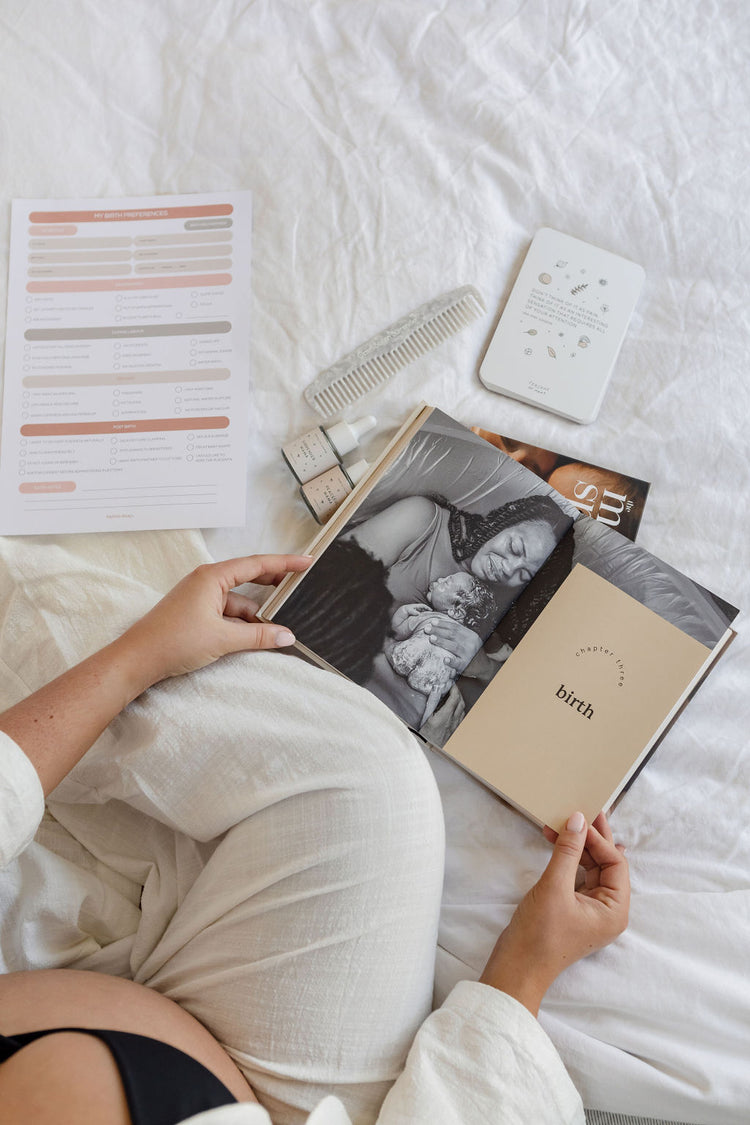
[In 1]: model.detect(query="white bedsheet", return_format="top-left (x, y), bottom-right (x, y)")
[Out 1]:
top-left (1, 2), bottom-right (748, 1122)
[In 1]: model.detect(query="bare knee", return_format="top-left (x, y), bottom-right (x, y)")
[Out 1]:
top-left (0, 1032), bottom-right (131, 1125)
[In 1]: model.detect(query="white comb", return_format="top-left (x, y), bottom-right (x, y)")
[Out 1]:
top-left (304, 285), bottom-right (486, 418)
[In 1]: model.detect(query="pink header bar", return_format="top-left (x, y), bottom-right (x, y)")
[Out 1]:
top-left (21, 417), bottom-right (229, 437)
top-left (28, 225), bottom-right (78, 235)
top-left (28, 204), bottom-right (233, 223)
top-left (19, 481), bottom-right (76, 493)
top-left (27, 273), bottom-right (232, 294)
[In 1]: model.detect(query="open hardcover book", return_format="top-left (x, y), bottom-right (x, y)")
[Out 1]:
top-left (261, 405), bottom-right (738, 832)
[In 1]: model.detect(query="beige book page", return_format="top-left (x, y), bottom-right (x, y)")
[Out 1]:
top-left (444, 564), bottom-right (713, 832)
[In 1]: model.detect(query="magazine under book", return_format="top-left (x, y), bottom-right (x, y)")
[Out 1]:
top-left (470, 426), bottom-right (650, 541)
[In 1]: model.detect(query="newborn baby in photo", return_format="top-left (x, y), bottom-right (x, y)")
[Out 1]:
top-left (385, 571), bottom-right (498, 705)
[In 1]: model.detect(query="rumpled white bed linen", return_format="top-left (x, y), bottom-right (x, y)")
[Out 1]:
top-left (1, 2), bottom-right (749, 1122)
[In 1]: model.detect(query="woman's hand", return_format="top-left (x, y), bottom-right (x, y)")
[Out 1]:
top-left (121, 554), bottom-right (313, 685)
top-left (1, 554), bottom-right (313, 795)
top-left (480, 812), bottom-right (629, 1016)
top-left (421, 617), bottom-right (483, 671)
top-left (390, 602), bottom-right (430, 637)
top-left (419, 685), bottom-right (466, 745)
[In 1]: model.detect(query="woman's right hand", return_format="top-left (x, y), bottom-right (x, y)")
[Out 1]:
top-left (421, 617), bottom-right (483, 671)
top-left (480, 812), bottom-right (629, 1016)
top-left (120, 554), bottom-right (313, 687)
top-left (390, 602), bottom-right (430, 636)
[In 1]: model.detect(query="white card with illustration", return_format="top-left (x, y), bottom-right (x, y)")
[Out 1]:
top-left (480, 227), bottom-right (645, 422)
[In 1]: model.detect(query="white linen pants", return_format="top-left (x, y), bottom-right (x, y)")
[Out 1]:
top-left (0, 532), bottom-right (446, 1125)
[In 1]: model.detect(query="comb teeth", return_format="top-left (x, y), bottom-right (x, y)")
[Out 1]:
top-left (304, 285), bottom-right (486, 418)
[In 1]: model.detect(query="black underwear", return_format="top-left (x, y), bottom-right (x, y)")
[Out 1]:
top-left (0, 1027), bottom-right (238, 1125)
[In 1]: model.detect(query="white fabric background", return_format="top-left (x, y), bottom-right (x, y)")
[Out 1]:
top-left (0, 2), bottom-right (749, 1122)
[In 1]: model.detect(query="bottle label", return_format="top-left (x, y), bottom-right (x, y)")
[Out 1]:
top-left (301, 465), bottom-right (351, 523)
top-left (282, 428), bottom-right (338, 483)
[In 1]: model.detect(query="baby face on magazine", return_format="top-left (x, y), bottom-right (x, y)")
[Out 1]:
top-left (426, 571), bottom-right (481, 617)
top-left (393, 572), bottom-right (497, 636)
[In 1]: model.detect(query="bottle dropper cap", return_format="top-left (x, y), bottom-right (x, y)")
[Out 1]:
top-left (344, 458), bottom-right (370, 486)
top-left (325, 415), bottom-right (377, 457)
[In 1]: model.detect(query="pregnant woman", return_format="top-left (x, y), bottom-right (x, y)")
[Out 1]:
top-left (0, 552), bottom-right (629, 1125)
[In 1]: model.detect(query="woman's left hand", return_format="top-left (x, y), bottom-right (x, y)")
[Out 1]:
top-left (421, 617), bottom-right (483, 671)
top-left (122, 554), bottom-right (313, 684)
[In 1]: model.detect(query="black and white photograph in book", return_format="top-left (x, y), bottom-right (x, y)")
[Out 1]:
top-left (275, 410), bottom-right (578, 744)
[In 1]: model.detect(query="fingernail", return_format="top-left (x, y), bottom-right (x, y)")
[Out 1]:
top-left (567, 811), bottom-right (585, 833)
top-left (275, 631), bottom-right (296, 647)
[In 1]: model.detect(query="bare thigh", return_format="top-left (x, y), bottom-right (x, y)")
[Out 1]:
top-left (0, 969), bottom-right (256, 1107)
